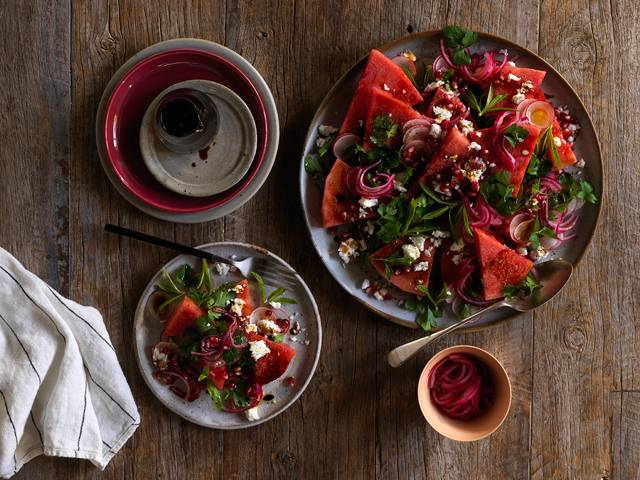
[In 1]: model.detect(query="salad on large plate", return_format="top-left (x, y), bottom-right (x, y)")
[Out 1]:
top-left (305, 27), bottom-right (598, 331)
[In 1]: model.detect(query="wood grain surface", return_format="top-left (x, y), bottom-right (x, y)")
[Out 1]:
top-left (0, 0), bottom-right (635, 478)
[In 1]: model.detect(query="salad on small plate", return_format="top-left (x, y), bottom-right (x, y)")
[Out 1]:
top-left (301, 27), bottom-right (601, 331)
top-left (134, 243), bottom-right (321, 429)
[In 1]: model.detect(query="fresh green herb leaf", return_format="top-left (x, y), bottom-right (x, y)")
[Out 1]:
top-left (503, 273), bottom-right (540, 298)
top-left (206, 383), bottom-right (223, 410)
top-left (198, 365), bottom-right (210, 382)
top-left (370, 116), bottom-right (399, 147)
top-left (452, 47), bottom-right (471, 65)
top-left (416, 306), bottom-right (439, 332)
top-left (443, 26), bottom-right (477, 50)
top-left (197, 259), bottom-right (212, 290)
top-left (272, 334), bottom-right (285, 343)
top-left (465, 83), bottom-right (509, 117)
top-left (503, 124), bottom-right (529, 148)
top-left (459, 303), bottom-right (472, 319)
top-left (304, 154), bottom-right (323, 175)
top-left (158, 268), bottom-right (184, 295)
top-left (158, 293), bottom-right (183, 312)
top-left (420, 183), bottom-right (461, 206)
top-left (251, 272), bottom-right (266, 304)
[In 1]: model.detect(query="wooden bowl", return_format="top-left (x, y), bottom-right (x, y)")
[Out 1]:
top-left (417, 345), bottom-right (512, 441)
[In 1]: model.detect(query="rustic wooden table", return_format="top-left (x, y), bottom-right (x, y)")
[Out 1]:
top-left (1, 0), bottom-right (636, 478)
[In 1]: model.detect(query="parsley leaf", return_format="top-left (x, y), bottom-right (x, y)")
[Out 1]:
top-left (442, 26), bottom-right (478, 65)
top-left (479, 172), bottom-right (522, 216)
top-left (304, 154), bottom-right (323, 175)
top-left (206, 384), bottom-right (223, 410)
top-left (503, 124), bottom-right (529, 148)
top-left (503, 273), bottom-right (540, 298)
top-left (370, 116), bottom-right (399, 147)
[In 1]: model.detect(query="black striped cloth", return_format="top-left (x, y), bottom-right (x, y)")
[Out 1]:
top-left (0, 247), bottom-right (139, 478)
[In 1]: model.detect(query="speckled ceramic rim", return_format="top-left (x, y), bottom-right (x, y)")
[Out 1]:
top-left (299, 30), bottom-right (603, 332)
top-left (132, 242), bottom-right (323, 429)
top-left (96, 38), bottom-right (280, 223)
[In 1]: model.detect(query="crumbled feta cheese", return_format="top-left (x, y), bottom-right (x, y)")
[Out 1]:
top-left (529, 246), bottom-right (548, 260)
top-left (244, 323), bottom-right (258, 333)
top-left (429, 123), bottom-right (442, 138)
top-left (359, 197), bottom-right (379, 209)
top-left (507, 73), bottom-right (521, 82)
top-left (414, 261), bottom-right (430, 272)
top-left (315, 137), bottom-right (327, 148)
top-left (517, 247), bottom-right (528, 255)
top-left (383, 83), bottom-right (390, 91)
top-left (402, 244), bottom-right (420, 261)
top-left (451, 253), bottom-right (463, 265)
top-left (410, 235), bottom-right (426, 252)
top-left (432, 229), bottom-right (451, 239)
top-left (576, 158), bottom-right (585, 168)
top-left (231, 283), bottom-right (244, 293)
top-left (229, 298), bottom-right (245, 316)
top-left (268, 301), bottom-right (282, 309)
top-left (338, 238), bottom-right (360, 264)
top-left (245, 407), bottom-right (260, 421)
top-left (393, 179), bottom-right (407, 193)
top-left (567, 135), bottom-right (574, 143)
top-left (249, 340), bottom-right (270, 361)
top-left (433, 105), bottom-right (453, 123)
top-left (512, 92), bottom-right (526, 105)
top-left (459, 118), bottom-right (475, 136)
top-left (152, 348), bottom-right (169, 370)
top-left (521, 80), bottom-right (534, 91)
top-left (373, 287), bottom-right (388, 301)
top-left (425, 80), bottom-right (444, 91)
top-left (553, 136), bottom-right (562, 147)
top-left (214, 262), bottom-right (231, 275)
top-left (507, 60), bottom-right (516, 67)
top-left (257, 319), bottom-right (281, 335)
top-left (522, 149), bottom-right (530, 155)
top-left (363, 221), bottom-right (375, 236)
top-left (450, 239), bottom-right (465, 252)
top-left (361, 278), bottom-right (371, 291)
top-left (318, 125), bottom-right (337, 136)
top-left (468, 141), bottom-right (482, 151)
top-left (476, 131), bottom-right (483, 138)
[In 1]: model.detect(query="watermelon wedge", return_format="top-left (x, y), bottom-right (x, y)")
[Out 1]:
top-left (247, 334), bottom-right (296, 385)
top-left (426, 87), bottom-right (467, 121)
top-left (370, 238), bottom-right (436, 295)
top-left (417, 126), bottom-right (470, 183)
top-left (233, 279), bottom-right (253, 316)
top-left (505, 123), bottom-right (542, 195)
top-left (546, 118), bottom-right (577, 170)
top-left (162, 296), bottom-right (206, 337)
top-left (362, 88), bottom-right (422, 149)
top-left (493, 64), bottom-right (546, 108)
top-left (340, 49), bottom-right (422, 134)
top-left (473, 227), bottom-right (533, 300)
top-left (321, 159), bottom-right (360, 227)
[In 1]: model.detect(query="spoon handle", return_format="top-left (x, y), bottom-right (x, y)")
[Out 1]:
top-left (387, 301), bottom-right (507, 368)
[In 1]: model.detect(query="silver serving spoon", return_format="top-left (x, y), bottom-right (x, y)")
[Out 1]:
top-left (387, 259), bottom-right (573, 368)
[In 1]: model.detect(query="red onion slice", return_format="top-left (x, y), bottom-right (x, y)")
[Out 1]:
top-left (391, 55), bottom-right (417, 75)
top-left (403, 126), bottom-right (431, 144)
top-left (346, 161), bottom-right (395, 198)
top-left (332, 133), bottom-right (360, 159)
top-left (403, 118), bottom-right (434, 132)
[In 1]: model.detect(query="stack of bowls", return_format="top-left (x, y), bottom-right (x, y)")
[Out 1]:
top-left (96, 39), bottom-right (279, 223)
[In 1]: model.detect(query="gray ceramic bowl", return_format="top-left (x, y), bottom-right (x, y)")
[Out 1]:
top-left (299, 31), bottom-right (603, 330)
top-left (133, 242), bottom-right (322, 429)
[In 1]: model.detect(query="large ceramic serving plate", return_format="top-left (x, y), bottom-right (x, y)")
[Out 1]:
top-left (134, 242), bottom-right (322, 429)
top-left (299, 31), bottom-right (603, 330)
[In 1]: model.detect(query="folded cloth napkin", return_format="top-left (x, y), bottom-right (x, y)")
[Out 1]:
top-left (0, 247), bottom-right (139, 478)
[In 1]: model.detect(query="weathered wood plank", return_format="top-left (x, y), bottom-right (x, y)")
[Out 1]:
top-left (0, 0), bottom-right (70, 291)
top-left (532, 0), bottom-right (620, 478)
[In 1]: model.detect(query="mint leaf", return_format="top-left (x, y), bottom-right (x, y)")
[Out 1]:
top-left (503, 124), bottom-right (529, 148)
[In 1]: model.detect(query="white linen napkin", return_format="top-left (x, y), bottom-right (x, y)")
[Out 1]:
top-left (0, 247), bottom-right (139, 478)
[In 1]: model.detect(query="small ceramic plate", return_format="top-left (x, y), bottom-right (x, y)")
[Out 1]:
top-left (299, 31), bottom-right (602, 330)
top-left (133, 242), bottom-right (322, 429)
top-left (95, 39), bottom-right (280, 222)
top-left (140, 80), bottom-right (258, 197)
